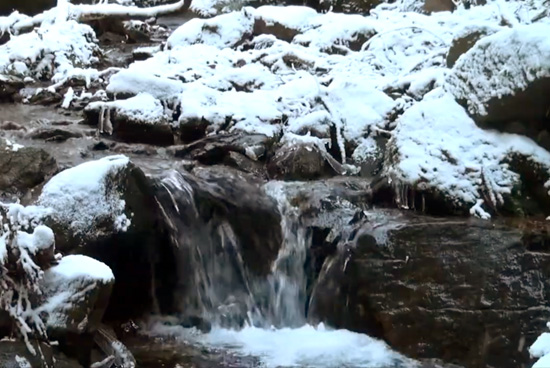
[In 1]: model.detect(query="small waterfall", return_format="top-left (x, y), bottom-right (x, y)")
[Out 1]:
top-left (149, 170), bottom-right (414, 368)
top-left (153, 169), bottom-right (312, 329)
top-left (252, 181), bottom-right (310, 328)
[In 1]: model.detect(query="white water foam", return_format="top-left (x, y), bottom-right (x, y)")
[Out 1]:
top-left (149, 321), bottom-right (413, 368)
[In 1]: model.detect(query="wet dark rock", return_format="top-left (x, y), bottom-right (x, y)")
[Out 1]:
top-left (267, 140), bottom-right (343, 180)
top-left (172, 133), bottom-right (274, 165)
top-left (29, 128), bottom-right (84, 142)
top-left (253, 17), bottom-right (302, 42)
top-left (320, 0), bottom-right (383, 14)
top-left (0, 341), bottom-right (83, 368)
top-left (0, 120), bottom-right (27, 131)
top-left (28, 89), bottom-right (63, 105)
top-left (180, 315), bottom-right (212, 333)
top-left (0, 138), bottom-right (58, 199)
top-left (423, 0), bottom-right (455, 13)
top-left (309, 209), bottom-right (550, 368)
top-left (99, 31), bottom-right (127, 45)
top-left (92, 140), bottom-right (111, 151)
top-left (0, 32), bottom-right (9, 45)
top-left (0, 75), bottom-right (24, 102)
top-left (223, 151), bottom-right (267, 179)
top-left (178, 117), bottom-right (210, 144)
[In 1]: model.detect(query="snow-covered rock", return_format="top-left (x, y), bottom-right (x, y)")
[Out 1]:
top-left (38, 254), bottom-right (114, 334)
top-left (38, 155), bottom-right (132, 237)
top-left (445, 23), bottom-right (501, 67)
top-left (167, 9), bottom-right (255, 49)
top-left (384, 90), bottom-right (550, 216)
top-left (0, 20), bottom-right (99, 82)
top-left (446, 23), bottom-right (550, 123)
top-left (85, 93), bottom-right (175, 145)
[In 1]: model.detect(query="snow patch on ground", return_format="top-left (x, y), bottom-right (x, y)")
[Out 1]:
top-left (37, 155), bottom-right (132, 235)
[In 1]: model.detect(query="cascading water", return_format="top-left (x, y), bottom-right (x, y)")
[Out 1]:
top-left (148, 168), bottom-right (415, 368)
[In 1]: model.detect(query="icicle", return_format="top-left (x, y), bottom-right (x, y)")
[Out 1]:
top-left (104, 107), bottom-right (113, 135)
top-left (98, 105), bottom-right (105, 136)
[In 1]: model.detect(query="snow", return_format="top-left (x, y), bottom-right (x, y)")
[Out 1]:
top-left (446, 23), bottom-right (550, 116)
top-left (15, 225), bottom-right (55, 254)
top-left (531, 326), bottom-right (550, 368)
top-left (2, 138), bottom-right (24, 152)
top-left (0, 20), bottom-right (98, 82)
top-left (38, 155), bottom-right (132, 235)
top-left (107, 69), bottom-right (184, 100)
top-left (15, 355), bottom-right (32, 368)
top-left (254, 5), bottom-right (318, 32)
top-left (149, 322), bottom-right (410, 368)
top-left (294, 12), bottom-right (376, 52)
top-left (167, 9), bottom-right (255, 50)
top-left (385, 90), bottom-right (550, 209)
top-left (38, 254), bottom-right (114, 331)
top-left (323, 76), bottom-right (396, 146)
top-left (46, 254), bottom-right (114, 283)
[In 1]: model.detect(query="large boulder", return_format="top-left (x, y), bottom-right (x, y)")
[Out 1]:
top-left (0, 138), bottom-right (58, 200)
top-left (446, 24), bottom-right (550, 146)
top-left (37, 155), bottom-right (172, 321)
top-left (382, 91), bottom-right (550, 218)
top-left (309, 209), bottom-right (550, 368)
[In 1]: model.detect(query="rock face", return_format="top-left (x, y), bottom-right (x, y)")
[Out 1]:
top-left (309, 209), bottom-right (550, 368)
top-left (0, 138), bottom-right (58, 200)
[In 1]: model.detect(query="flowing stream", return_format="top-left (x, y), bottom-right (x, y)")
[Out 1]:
top-left (139, 174), bottom-right (415, 368)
